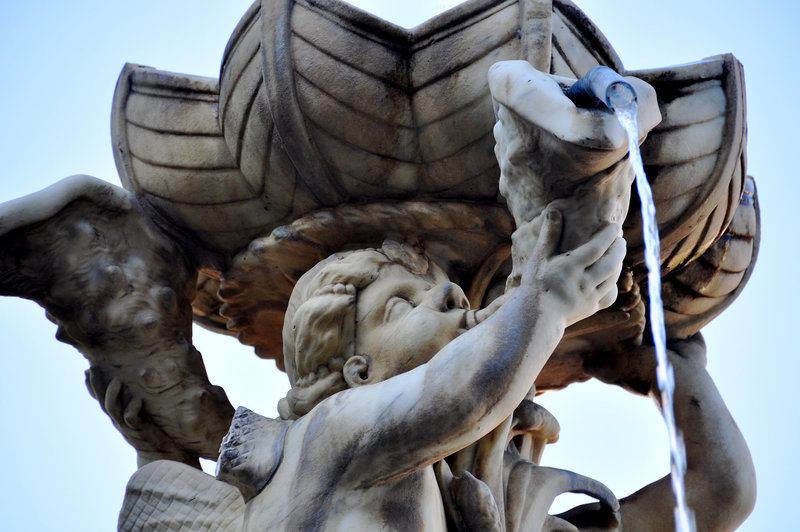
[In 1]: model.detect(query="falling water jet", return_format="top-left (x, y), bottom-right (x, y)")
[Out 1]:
top-left (567, 66), bottom-right (696, 532)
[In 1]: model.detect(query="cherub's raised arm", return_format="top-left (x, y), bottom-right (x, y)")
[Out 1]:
top-left (0, 175), bottom-right (234, 467)
top-left (572, 335), bottom-right (756, 531)
top-left (322, 208), bottom-right (625, 486)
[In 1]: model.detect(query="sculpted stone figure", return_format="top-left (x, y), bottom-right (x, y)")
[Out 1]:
top-left (121, 216), bottom-right (626, 530)
top-left (0, 0), bottom-right (759, 530)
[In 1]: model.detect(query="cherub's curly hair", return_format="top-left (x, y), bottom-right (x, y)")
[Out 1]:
top-left (278, 241), bottom-right (439, 420)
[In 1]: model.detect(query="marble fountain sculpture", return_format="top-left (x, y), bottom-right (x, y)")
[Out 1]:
top-left (0, 0), bottom-right (759, 530)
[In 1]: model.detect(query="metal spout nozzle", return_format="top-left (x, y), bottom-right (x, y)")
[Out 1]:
top-left (566, 66), bottom-right (636, 111)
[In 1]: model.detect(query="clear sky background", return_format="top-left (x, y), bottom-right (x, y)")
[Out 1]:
top-left (0, 1), bottom-right (796, 530)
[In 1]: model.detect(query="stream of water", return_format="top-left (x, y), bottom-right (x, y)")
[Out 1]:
top-left (614, 104), bottom-right (696, 532)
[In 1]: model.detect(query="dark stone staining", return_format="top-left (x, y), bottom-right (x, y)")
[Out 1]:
top-left (289, 402), bottom-right (365, 530)
top-left (380, 474), bottom-right (422, 531)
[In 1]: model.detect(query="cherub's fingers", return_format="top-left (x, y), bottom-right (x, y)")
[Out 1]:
top-left (586, 236), bottom-right (626, 281)
top-left (85, 366), bottom-right (107, 402)
top-left (596, 276), bottom-right (620, 310)
top-left (570, 223), bottom-right (622, 266)
top-left (104, 377), bottom-right (124, 422)
top-left (535, 207), bottom-right (563, 260)
top-left (124, 396), bottom-right (144, 430)
top-left (523, 207), bottom-right (563, 281)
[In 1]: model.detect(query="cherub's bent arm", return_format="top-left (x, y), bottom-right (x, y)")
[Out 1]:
top-left (569, 336), bottom-right (756, 531)
top-left (317, 211), bottom-right (624, 487)
top-left (0, 175), bottom-right (234, 467)
top-left (615, 340), bottom-right (756, 531)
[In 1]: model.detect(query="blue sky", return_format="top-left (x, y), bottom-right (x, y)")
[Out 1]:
top-left (0, 1), bottom-right (796, 530)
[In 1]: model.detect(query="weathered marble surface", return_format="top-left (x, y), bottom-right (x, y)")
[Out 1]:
top-left (0, 0), bottom-right (758, 530)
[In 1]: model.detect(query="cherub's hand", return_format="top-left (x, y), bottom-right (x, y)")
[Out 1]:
top-left (524, 207), bottom-right (625, 328)
top-left (583, 334), bottom-right (707, 396)
top-left (86, 366), bottom-right (199, 468)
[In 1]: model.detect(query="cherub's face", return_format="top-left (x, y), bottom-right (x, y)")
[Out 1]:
top-left (355, 262), bottom-right (470, 382)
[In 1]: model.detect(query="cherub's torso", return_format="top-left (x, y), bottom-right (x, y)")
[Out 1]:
top-left (243, 415), bottom-right (447, 532)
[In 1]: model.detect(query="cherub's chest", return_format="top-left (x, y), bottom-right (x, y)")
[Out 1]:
top-left (244, 465), bottom-right (446, 532)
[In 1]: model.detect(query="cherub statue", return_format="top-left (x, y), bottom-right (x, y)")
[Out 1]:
top-left (0, 1), bottom-right (758, 530)
top-left (119, 212), bottom-right (625, 531)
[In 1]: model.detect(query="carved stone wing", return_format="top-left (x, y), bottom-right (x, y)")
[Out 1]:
top-left (0, 175), bottom-right (234, 466)
top-left (119, 460), bottom-right (245, 532)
